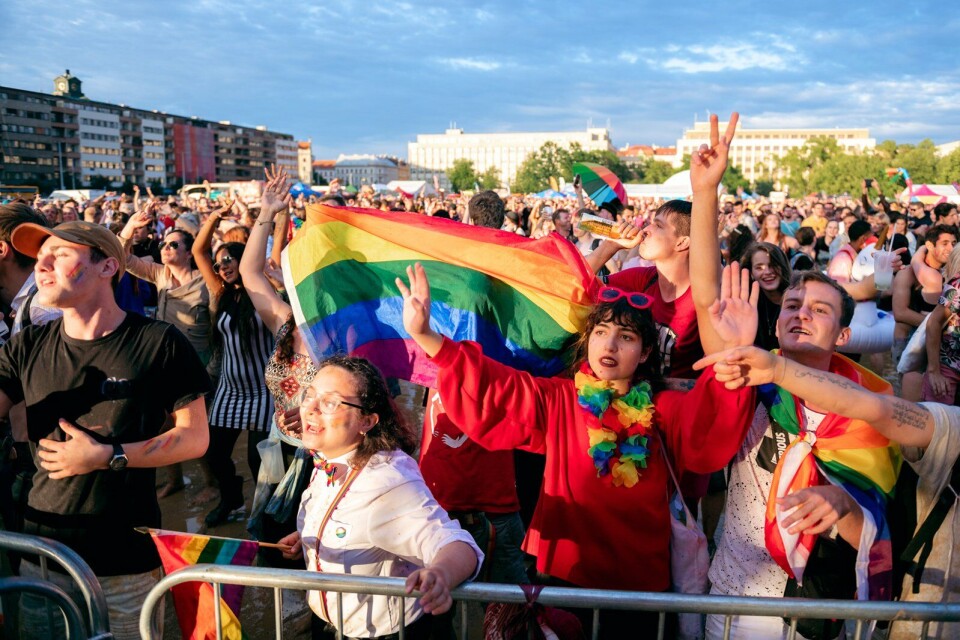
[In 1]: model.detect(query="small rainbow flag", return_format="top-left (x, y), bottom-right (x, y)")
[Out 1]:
top-left (282, 203), bottom-right (597, 387)
top-left (146, 528), bottom-right (259, 640)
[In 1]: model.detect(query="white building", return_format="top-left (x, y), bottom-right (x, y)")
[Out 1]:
top-left (937, 140), bottom-right (960, 156)
top-left (77, 104), bottom-right (122, 185)
top-left (334, 154), bottom-right (399, 187)
top-left (275, 137), bottom-right (299, 179)
top-left (408, 127), bottom-right (614, 189)
top-left (297, 141), bottom-right (313, 184)
top-left (676, 120), bottom-right (876, 184)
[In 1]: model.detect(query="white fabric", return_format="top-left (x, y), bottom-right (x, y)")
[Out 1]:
top-left (709, 406), bottom-right (791, 599)
top-left (298, 449), bottom-right (482, 638)
top-left (891, 403), bottom-right (960, 640)
top-left (10, 272), bottom-right (61, 336)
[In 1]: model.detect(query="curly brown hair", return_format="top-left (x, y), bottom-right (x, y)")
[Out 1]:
top-left (317, 355), bottom-right (416, 469)
top-left (568, 297), bottom-right (663, 391)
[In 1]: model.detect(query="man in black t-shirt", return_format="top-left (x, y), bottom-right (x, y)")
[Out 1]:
top-left (0, 220), bottom-right (210, 639)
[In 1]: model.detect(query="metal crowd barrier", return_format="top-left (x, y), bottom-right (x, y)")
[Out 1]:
top-left (0, 577), bottom-right (87, 640)
top-left (140, 564), bottom-right (960, 640)
top-left (0, 530), bottom-right (111, 640)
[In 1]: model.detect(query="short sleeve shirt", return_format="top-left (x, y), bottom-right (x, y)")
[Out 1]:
top-left (0, 314), bottom-right (211, 575)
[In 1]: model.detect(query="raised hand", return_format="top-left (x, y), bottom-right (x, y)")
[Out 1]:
top-left (261, 165), bottom-right (291, 216)
top-left (707, 261), bottom-right (759, 350)
top-left (395, 263), bottom-right (442, 356)
top-left (690, 112), bottom-right (739, 193)
top-left (693, 345), bottom-right (782, 389)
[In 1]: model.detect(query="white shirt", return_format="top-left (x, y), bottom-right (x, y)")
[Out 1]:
top-left (298, 449), bottom-right (482, 638)
top-left (710, 404), bottom-right (827, 600)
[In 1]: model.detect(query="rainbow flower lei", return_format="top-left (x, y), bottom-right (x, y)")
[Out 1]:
top-left (575, 363), bottom-right (655, 488)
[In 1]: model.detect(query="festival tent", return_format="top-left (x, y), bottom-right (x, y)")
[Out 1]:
top-left (535, 189), bottom-right (567, 199)
top-left (898, 184), bottom-right (960, 205)
top-left (624, 169), bottom-right (703, 200)
top-left (289, 182), bottom-right (324, 198)
top-left (385, 180), bottom-right (437, 197)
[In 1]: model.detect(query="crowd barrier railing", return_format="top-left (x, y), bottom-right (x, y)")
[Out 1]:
top-left (0, 530), bottom-right (111, 640)
top-left (139, 563), bottom-right (960, 640)
top-left (0, 576), bottom-right (88, 640)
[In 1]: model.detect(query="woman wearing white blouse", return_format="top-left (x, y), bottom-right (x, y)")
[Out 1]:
top-left (279, 355), bottom-right (482, 639)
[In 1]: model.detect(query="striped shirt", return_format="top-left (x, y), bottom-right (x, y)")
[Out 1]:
top-left (209, 308), bottom-right (274, 431)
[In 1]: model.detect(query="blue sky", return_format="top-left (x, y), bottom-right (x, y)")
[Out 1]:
top-left (3, 0), bottom-right (959, 159)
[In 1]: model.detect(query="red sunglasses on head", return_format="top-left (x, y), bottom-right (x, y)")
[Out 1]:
top-left (597, 286), bottom-right (653, 310)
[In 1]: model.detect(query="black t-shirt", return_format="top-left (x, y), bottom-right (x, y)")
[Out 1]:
top-left (0, 313), bottom-right (210, 575)
top-left (908, 214), bottom-right (933, 231)
top-left (790, 253), bottom-right (816, 272)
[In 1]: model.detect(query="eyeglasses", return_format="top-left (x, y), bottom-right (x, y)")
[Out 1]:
top-left (302, 389), bottom-right (364, 414)
top-left (597, 286), bottom-right (653, 310)
top-left (213, 255), bottom-right (236, 272)
top-left (158, 241), bottom-right (181, 250)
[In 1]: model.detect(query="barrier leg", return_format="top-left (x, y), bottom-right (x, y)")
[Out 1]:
top-left (274, 587), bottom-right (282, 640)
top-left (214, 581), bottom-right (223, 640)
top-left (591, 608), bottom-right (599, 640)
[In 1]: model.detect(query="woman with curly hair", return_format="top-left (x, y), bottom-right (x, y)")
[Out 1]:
top-left (395, 261), bottom-right (759, 635)
top-left (278, 355), bottom-right (482, 639)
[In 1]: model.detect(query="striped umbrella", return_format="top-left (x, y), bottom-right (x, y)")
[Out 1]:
top-left (573, 162), bottom-right (627, 208)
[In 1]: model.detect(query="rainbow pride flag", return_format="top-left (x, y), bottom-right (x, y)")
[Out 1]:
top-left (147, 529), bottom-right (258, 640)
top-left (282, 204), bottom-right (597, 387)
top-left (758, 353), bottom-right (901, 601)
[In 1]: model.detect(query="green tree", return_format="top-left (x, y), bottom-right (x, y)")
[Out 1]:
top-left (754, 179), bottom-right (775, 197)
top-left (775, 136), bottom-right (842, 194)
top-left (641, 160), bottom-right (678, 184)
top-left (512, 141), bottom-right (574, 193)
top-left (722, 164), bottom-right (750, 193)
top-left (937, 148), bottom-right (960, 183)
top-left (808, 152), bottom-right (886, 195)
top-left (895, 139), bottom-right (938, 184)
top-left (478, 166), bottom-right (500, 190)
top-left (447, 158), bottom-right (478, 193)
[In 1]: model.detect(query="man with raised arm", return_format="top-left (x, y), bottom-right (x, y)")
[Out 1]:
top-left (698, 344), bottom-right (957, 640)
top-left (688, 115), bottom-right (901, 638)
top-left (3, 221), bottom-right (210, 639)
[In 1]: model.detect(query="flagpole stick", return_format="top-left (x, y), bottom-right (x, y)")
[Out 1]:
top-left (134, 527), bottom-right (292, 551)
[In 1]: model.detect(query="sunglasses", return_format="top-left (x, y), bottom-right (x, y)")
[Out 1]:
top-left (158, 240), bottom-right (181, 250)
top-left (597, 286), bottom-right (653, 310)
top-left (213, 255), bottom-right (236, 273)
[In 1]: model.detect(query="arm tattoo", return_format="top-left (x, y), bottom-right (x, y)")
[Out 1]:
top-left (890, 398), bottom-right (929, 431)
top-left (791, 368), bottom-right (861, 393)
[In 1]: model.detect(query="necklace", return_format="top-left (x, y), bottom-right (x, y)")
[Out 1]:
top-left (575, 363), bottom-right (656, 488)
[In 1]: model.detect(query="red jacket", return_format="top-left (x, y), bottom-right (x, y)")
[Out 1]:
top-left (432, 338), bottom-right (755, 591)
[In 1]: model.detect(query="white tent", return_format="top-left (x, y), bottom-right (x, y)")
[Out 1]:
top-left (386, 180), bottom-right (437, 197)
top-left (624, 170), bottom-right (724, 200)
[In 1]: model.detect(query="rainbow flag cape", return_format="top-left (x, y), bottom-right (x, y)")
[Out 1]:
top-left (147, 529), bottom-right (258, 640)
top-left (758, 353), bottom-right (901, 601)
top-left (283, 203), bottom-right (597, 387)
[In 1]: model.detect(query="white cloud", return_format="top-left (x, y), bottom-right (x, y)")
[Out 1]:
top-left (437, 57), bottom-right (502, 71)
top-left (652, 35), bottom-right (804, 74)
top-left (618, 51), bottom-right (639, 64)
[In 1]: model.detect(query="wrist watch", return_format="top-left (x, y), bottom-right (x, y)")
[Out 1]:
top-left (109, 443), bottom-right (128, 471)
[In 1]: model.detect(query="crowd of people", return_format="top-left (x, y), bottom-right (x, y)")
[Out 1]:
top-left (0, 112), bottom-right (956, 640)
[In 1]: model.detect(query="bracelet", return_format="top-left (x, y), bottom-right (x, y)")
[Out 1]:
top-left (257, 219), bottom-right (275, 227)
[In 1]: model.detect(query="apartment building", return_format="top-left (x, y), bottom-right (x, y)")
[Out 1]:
top-left (0, 71), bottom-right (297, 191)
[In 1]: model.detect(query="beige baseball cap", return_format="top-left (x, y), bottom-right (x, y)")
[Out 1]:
top-left (12, 220), bottom-right (125, 267)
